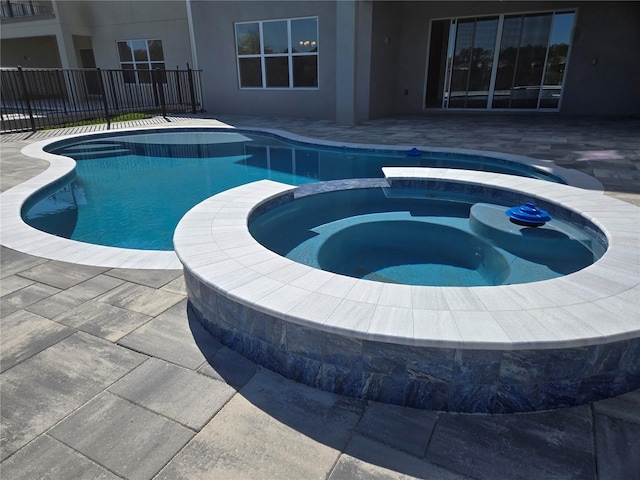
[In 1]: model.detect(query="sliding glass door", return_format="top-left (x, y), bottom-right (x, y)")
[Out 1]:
top-left (448, 16), bottom-right (498, 109)
top-left (426, 10), bottom-right (575, 111)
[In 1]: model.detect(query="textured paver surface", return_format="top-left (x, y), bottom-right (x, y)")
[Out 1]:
top-left (1, 113), bottom-right (639, 479)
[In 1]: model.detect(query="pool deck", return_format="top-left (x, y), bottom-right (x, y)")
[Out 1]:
top-left (1, 113), bottom-right (639, 478)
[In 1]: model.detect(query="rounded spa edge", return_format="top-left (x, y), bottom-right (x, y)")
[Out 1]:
top-left (174, 169), bottom-right (639, 413)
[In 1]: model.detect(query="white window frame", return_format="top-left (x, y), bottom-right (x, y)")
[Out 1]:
top-left (235, 16), bottom-right (319, 90)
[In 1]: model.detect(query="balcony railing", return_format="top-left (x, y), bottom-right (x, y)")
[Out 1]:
top-left (1, 0), bottom-right (54, 19)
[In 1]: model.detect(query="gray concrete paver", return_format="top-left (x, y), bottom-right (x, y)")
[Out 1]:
top-left (63, 273), bottom-right (126, 300)
top-left (356, 402), bottom-right (438, 458)
top-left (1, 282), bottom-right (61, 316)
top-left (118, 299), bottom-right (221, 370)
top-left (593, 390), bottom-right (640, 424)
top-left (425, 406), bottom-right (596, 480)
top-left (25, 290), bottom-right (93, 319)
top-left (49, 391), bottom-right (194, 480)
top-left (109, 358), bottom-right (235, 430)
top-left (593, 413), bottom-right (640, 480)
top-left (24, 274), bottom-right (126, 319)
top-left (331, 434), bottom-right (468, 480)
top-left (0, 332), bottom-right (146, 460)
top-left (197, 344), bottom-right (259, 389)
top-left (97, 281), bottom-right (184, 317)
top-left (0, 246), bottom-right (49, 279)
top-left (157, 370), bottom-right (363, 480)
top-left (0, 309), bottom-right (74, 373)
top-left (54, 299), bottom-right (152, 342)
top-left (105, 268), bottom-right (184, 289)
top-left (14, 260), bottom-right (107, 290)
top-left (160, 274), bottom-right (187, 295)
top-left (0, 434), bottom-right (120, 480)
top-left (0, 275), bottom-right (34, 296)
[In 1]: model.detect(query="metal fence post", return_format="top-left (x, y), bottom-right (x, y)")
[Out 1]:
top-left (108, 70), bottom-right (119, 112)
top-left (55, 69), bottom-right (68, 114)
top-left (96, 67), bottom-right (111, 129)
top-left (175, 65), bottom-right (183, 106)
top-left (16, 66), bottom-right (36, 132)
top-left (154, 68), bottom-right (167, 117)
top-left (187, 63), bottom-right (197, 114)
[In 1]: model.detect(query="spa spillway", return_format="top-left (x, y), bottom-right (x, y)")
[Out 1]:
top-left (174, 168), bottom-right (640, 413)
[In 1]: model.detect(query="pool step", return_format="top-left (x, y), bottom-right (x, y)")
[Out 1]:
top-left (57, 142), bottom-right (134, 159)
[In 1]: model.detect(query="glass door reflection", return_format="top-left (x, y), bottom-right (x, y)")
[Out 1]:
top-left (449, 17), bottom-right (498, 108)
top-left (432, 10), bottom-right (575, 111)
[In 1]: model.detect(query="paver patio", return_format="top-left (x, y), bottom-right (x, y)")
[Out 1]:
top-left (1, 113), bottom-right (639, 479)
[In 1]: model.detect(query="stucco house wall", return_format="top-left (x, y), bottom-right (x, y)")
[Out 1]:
top-left (2, 0), bottom-right (637, 119)
top-left (368, 1), bottom-right (640, 118)
top-left (82, 1), bottom-right (193, 71)
top-left (191, 0), bottom-right (337, 120)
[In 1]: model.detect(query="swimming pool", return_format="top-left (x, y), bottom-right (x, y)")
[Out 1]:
top-left (23, 127), bottom-right (575, 251)
top-left (248, 186), bottom-right (602, 287)
top-left (3, 125), bottom-right (638, 412)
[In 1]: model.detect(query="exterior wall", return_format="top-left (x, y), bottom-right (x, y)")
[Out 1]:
top-left (1, 1), bottom-right (192, 71)
top-left (2, 0), bottom-right (637, 119)
top-left (368, 2), bottom-right (402, 119)
top-left (0, 36), bottom-right (61, 67)
top-left (191, 0), bottom-right (337, 120)
top-left (81, 1), bottom-right (193, 70)
top-left (561, 2), bottom-right (640, 116)
top-left (369, 1), bottom-right (640, 118)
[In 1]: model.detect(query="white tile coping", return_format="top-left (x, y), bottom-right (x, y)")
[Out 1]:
top-left (0, 123), bottom-right (604, 270)
top-left (174, 168), bottom-right (639, 350)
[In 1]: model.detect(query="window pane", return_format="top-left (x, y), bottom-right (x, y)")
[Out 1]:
top-left (449, 19), bottom-right (474, 108)
top-left (150, 63), bottom-right (167, 83)
top-left (263, 21), bottom-right (288, 54)
top-left (293, 55), bottom-right (317, 87)
top-left (148, 40), bottom-right (164, 61)
top-left (132, 40), bottom-right (148, 61)
top-left (122, 63), bottom-right (136, 84)
top-left (466, 17), bottom-right (498, 108)
top-left (136, 63), bottom-right (151, 83)
top-left (512, 13), bottom-right (552, 108)
top-left (265, 57), bottom-right (289, 87)
top-left (239, 57), bottom-right (262, 87)
top-left (117, 41), bottom-right (132, 62)
top-left (492, 15), bottom-right (522, 108)
top-left (236, 23), bottom-right (261, 55)
top-left (540, 12), bottom-right (574, 108)
top-left (291, 18), bottom-right (318, 53)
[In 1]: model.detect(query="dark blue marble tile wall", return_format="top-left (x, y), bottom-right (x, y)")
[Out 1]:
top-left (183, 270), bottom-right (638, 413)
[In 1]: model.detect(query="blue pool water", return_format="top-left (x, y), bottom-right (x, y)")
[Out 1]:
top-left (24, 129), bottom-right (563, 251)
top-left (249, 188), bottom-right (599, 286)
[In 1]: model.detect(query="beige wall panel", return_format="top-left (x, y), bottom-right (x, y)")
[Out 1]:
top-left (191, 0), bottom-right (337, 119)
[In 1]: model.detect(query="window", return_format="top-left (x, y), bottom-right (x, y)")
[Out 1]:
top-left (117, 39), bottom-right (165, 84)
top-left (235, 17), bottom-right (318, 89)
top-left (426, 10), bottom-right (575, 111)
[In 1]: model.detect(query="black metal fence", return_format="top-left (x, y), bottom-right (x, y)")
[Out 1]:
top-left (0, 0), bottom-right (54, 19)
top-left (0, 66), bottom-right (204, 133)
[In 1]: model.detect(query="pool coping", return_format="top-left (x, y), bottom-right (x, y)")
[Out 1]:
top-left (174, 168), bottom-right (639, 351)
top-left (0, 124), bottom-right (605, 270)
